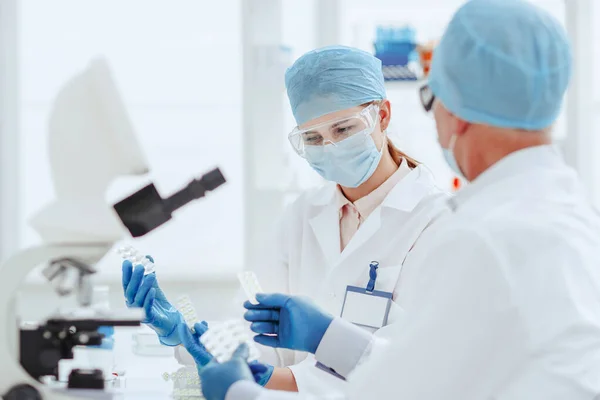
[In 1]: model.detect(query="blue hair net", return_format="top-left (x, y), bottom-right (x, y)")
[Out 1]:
top-left (285, 46), bottom-right (386, 126)
top-left (429, 0), bottom-right (572, 130)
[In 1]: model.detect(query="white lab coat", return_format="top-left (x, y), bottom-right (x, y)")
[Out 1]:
top-left (254, 164), bottom-right (450, 394)
top-left (348, 145), bottom-right (600, 399)
top-left (231, 145), bottom-right (600, 400)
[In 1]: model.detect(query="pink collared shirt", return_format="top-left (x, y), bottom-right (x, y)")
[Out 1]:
top-left (336, 159), bottom-right (412, 251)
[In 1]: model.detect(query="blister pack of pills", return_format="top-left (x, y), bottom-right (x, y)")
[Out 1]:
top-left (237, 271), bottom-right (263, 305)
top-left (117, 245), bottom-right (156, 275)
top-left (200, 320), bottom-right (260, 363)
top-left (176, 294), bottom-right (199, 334)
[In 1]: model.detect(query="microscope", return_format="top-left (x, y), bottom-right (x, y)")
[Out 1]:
top-left (0, 59), bottom-right (226, 400)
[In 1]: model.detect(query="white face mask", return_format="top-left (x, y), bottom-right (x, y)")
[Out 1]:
top-left (304, 127), bottom-right (384, 188)
top-left (441, 134), bottom-right (466, 180)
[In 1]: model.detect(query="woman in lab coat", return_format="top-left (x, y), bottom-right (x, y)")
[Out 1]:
top-left (248, 45), bottom-right (450, 393)
top-left (122, 45), bottom-right (450, 394)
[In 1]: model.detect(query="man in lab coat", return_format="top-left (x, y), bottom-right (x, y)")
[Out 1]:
top-left (194, 0), bottom-right (600, 399)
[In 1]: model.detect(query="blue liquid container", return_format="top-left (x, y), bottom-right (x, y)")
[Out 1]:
top-left (374, 25), bottom-right (417, 67)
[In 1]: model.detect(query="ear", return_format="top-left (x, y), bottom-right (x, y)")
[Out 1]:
top-left (378, 100), bottom-right (392, 131)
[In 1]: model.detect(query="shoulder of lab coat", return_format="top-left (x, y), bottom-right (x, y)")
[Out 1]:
top-left (348, 200), bottom-right (600, 399)
top-left (347, 225), bottom-right (527, 400)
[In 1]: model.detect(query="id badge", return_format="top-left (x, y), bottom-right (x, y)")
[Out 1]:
top-left (314, 261), bottom-right (392, 380)
top-left (313, 287), bottom-right (393, 380)
top-left (340, 286), bottom-right (393, 330)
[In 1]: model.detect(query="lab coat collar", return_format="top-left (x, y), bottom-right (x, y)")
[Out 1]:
top-left (307, 156), bottom-right (436, 206)
top-left (309, 162), bottom-right (436, 210)
top-left (342, 165), bottom-right (443, 266)
top-left (335, 165), bottom-right (440, 264)
top-left (307, 161), bottom-right (443, 267)
top-left (380, 164), bottom-right (440, 213)
top-left (449, 144), bottom-right (567, 211)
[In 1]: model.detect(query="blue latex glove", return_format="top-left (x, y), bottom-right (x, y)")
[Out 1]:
top-left (177, 321), bottom-right (213, 369)
top-left (200, 344), bottom-right (254, 400)
top-left (178, 322), bottom-right (274, 386)
top-left (244, 293), bottom-right (334, 354)
top-left (248, 361), bottom-right (274, 387)
top-left (122, 256), bottom-right (184, 346)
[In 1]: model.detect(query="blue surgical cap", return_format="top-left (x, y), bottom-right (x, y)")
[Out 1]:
top-left (285, 46), bottom-right (386, 126)
top-left (429, 0), bottom-right (572, 130)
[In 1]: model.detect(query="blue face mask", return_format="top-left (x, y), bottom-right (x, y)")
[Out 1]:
top-left (442, 134), bottom-right (466, 180)
top-left (304, 131), bottom-right (384, 188)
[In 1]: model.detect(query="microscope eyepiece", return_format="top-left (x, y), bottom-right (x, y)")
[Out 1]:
top-left (113, 167), bottom-right (227, 237)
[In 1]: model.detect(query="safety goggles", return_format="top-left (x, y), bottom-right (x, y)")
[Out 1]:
top-left (419, 84), bottom-right (435, 112)
top-left (288, 103), bottom-right (380, 158)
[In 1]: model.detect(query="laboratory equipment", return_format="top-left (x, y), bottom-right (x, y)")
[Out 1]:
top-left (176, 294), bottom-right (199, 333)
top-left (82, 326), bottom-right (116, 382)
top-left (114, 166), bottom-right (226, 238)
top-left (200, 320), bottom-right (261, 363)
top-left (417, 41), bottom-right (436, 78)
top-left (0, 57), bottom-right (227, 400)
top-left (117, 245), bottom-right (155, 275)
top-left (57, 286), bottom-right (121, 384)
top-left (374, 25), bottom-right (420, 81)
top-left (237, 271), bottom-right (264, 305)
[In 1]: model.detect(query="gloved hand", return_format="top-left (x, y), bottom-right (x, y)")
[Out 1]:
top-left (244, 293), bottom-right (334, 354)
top-left (178, 322), bottom-right (275, 386)
top-left (248, 361), bottom-right (274, 387)
top-left (122, 256), bottom-right (184, 346)
top-left (177, 321), bottom-right (213, 370)
top-left (200, 344), bottom-right (255, 400)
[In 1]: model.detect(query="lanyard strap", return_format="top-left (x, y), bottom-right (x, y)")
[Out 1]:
top-left (366, 261), bottom-right (379, 292)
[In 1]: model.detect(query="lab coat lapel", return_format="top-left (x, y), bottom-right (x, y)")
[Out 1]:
top-left (308, 187), bottom-right (341, 268)
top-left (381, 166), bottom-right (436, 212)
top-left (335, 166), bottom-right (438, 268)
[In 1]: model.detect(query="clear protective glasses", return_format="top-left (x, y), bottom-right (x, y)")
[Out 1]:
top-left (288, 103), bottom-right (380, 158)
